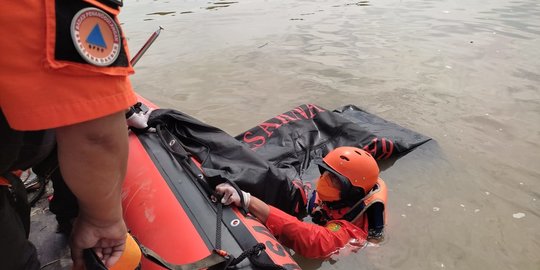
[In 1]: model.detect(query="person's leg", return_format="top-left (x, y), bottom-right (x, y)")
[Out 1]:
top-left (48, 167), bottom-right (79, 234)
top-left (0, 179), bottom-right (40, 270)
top-left (0, 111), bottom-right (54, 269)
top-left (32, 149), bottom-right (79, 234)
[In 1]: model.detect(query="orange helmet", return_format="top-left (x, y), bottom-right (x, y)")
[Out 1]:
top-left (316, 147), bottom-right (379, 203)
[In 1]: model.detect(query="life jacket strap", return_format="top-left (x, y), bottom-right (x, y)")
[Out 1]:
top-left (342, 179), bottom-right (387, 225)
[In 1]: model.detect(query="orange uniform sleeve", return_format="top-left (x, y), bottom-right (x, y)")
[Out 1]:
top-left (0, 0), bottom-right (136, 131)
top-left (265, 206), bottom-right (368, 259)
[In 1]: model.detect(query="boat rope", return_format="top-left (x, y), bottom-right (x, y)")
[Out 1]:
top-left (213, 198), bottom-right (286, 270)
top-left (229, 243), bottom-right (265, 265)
top-left (156, 125), bottom-right (215, 196)
top-left (215, 195), bottom-right (224, 250)
top-left (156, 124), bottom-right (288, 270)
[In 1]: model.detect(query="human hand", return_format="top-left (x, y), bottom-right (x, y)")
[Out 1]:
top-left (126, 108), bottom-right (154, 129)
top-left (70, 216), bottom-right (128, 269)
top-left (214, 183), bottom-right (251, 208)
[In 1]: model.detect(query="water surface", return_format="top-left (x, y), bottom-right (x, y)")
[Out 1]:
top-left (120, 0), bottom-right (540, 269)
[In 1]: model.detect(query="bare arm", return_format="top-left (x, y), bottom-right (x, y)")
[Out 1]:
top-left (247, 196), bottom-right (270, 223)
top-left (55, 111), bottom-right (129, 268)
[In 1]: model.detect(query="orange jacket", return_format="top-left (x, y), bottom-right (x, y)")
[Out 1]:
top-left (266, 206), bottom-right (368, 259)
top-left (265, 178), bottom-right (387, 259)
top-left (0, 0), bottom-right (136, 130)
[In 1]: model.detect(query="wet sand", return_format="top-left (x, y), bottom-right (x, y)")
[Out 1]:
top-left (107, 0), bottom-right (539, 269)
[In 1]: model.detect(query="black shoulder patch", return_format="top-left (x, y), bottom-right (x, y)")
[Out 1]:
top-left (54, 0), bottom-right (129, 67)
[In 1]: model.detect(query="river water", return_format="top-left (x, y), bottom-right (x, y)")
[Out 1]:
top-left (119, 0), bottom-right (540, 269)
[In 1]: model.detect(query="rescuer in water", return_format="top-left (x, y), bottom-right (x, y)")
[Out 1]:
top-left (215, 146), bottom-right (387, 259)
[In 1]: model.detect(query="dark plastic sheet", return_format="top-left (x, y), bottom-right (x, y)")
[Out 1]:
top-left (146, 104), bottom-right (431, 216)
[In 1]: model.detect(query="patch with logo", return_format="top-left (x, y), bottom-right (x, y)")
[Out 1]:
top-left (326, 222), bottom-right (342, 232)
top-left (70, 8), bottom-right (121, 66)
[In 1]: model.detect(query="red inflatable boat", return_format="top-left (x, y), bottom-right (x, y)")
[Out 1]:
top-left (121, 96), bottom-right (300, 270)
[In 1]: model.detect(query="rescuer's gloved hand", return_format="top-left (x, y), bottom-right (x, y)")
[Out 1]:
top-left (215, 183), bottom-right (251, 208)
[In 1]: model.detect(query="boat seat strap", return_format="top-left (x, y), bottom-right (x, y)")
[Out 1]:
top-left (140, 245), bottom-right (230, 270)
